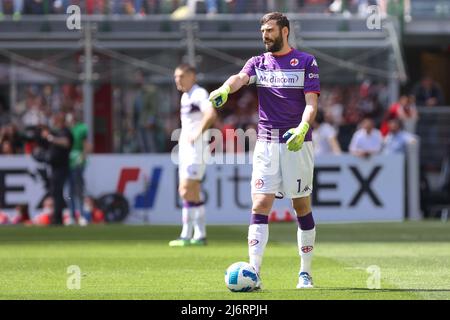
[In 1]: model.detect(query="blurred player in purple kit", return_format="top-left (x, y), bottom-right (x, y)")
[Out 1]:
top-left (209, 12), bottom-right (320, 289)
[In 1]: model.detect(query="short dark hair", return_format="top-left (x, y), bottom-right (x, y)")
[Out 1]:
top-left (175, 63), bottom-right (196, 74)
top-left (260, 12), bottom-right (290, 37)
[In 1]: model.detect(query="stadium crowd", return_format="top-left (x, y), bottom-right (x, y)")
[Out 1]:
top-left (0, 81), bottom-right (427, 162)
top-left (0, 0), bottom-right (396, 18)
top-left (2, 75), bottom-right (444, 157)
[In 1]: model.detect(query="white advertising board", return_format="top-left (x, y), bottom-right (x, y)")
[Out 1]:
top-left (0, 153), bottom-right (404, 224)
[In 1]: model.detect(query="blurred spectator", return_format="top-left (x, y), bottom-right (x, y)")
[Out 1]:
top-left (83, 196), bottom-right (105, 224)
top-left (132, 0), bottom-right (145, 15)
top-left (13, 85), bottom-right (36, 119)
top-left (328, 0), bottom-right (352, 15)
top-left (0, 123), bottom-right (22, 154)
top-left (205, 0), bottom-right (218, 14)
top-left (0, 210), bottom-right (10, 224)
top-left (60, 84), bottom-right (83, 113)
top-left (380, 94), bottom-right (418, 136)
top-left (24, 0), bottom-right (51, 14)
top-left (382, 118), bottom-right (417, 155)
top-left (86, 0), bottom-right (109, 14)
top-left (110, 0), bottom-right (154, 15)
top-left (227, 0), bottom-right (267, 13)
top-left (33, 196), bottom-right (53, 226)
top-left (338, 97), bottom-right (361, 152)
top-left (67, 111), bottom-right (91, 226)
top-left (21, 94), bottom-right (48, 128)
top-left (398, 95), bottom-right (418, 134)
top-left (0, 0), bottom-right (24, 20)
top-left (11, 204), bottom-right (32, 225)
top-left (412, 75), bottom-right (445, 107)
top-left (349, 117), bottom-right (383, 158)
top-left (0, 139), bottom-right (14, 155)
top-left (146, 0), bottom-right (161, 14)
top-left (375, 82), bottom-right (390, 109)
top-left (312, 110), bottom-right (341, 156)
top-left (327, 0), bottom-right (387, 16)
top-left (42, 84), bottom-right (61, 115)
top-left (357, 79), bottom-right (383, 121)
top-left (340, 89), bottom-right (363, 125)
top-left (0, 103), bottom-right (10, 127)
top-left (187, 0), bottom-right (218, 14)
top-left (357, 0), bottom-right (381, 16)
top-left (121, 127), bottom-right (140, 153)
top-left (41, 112), bottom-right (73, 225)
top-left (323, 87), bottom-right (344, 126)
top-left (52, 0), bottom-right (68, 14)
top-left (230, 0), bottom-right (251, 13)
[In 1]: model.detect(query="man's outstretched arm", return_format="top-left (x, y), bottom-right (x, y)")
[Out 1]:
top-left (209, 73), bottom-right (250, 108)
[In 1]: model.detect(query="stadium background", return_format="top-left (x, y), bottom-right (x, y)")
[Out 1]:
top-left (0, 0), bottom-right (449, 300)
top-left (1, 0), bottom-right (449, 224)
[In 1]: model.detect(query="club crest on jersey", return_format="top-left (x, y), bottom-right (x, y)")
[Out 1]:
top-left (248, 239), bottom-right (259, 246)
top-left (290, 58), bottom-right (299, 66)
top-left (255, 179), bottom-right (264, 189)
top-left (301, 246), bottom-right (314, 253)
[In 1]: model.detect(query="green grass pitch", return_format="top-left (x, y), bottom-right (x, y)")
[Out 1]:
top-left (0, 221), bottom-right (449, 300)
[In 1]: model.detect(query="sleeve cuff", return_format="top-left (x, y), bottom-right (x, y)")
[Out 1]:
top-left (305, 91), bottom-right (321, 96)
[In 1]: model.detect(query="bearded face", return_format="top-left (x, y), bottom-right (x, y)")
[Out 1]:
top-left (264, 31), bottom-right (283, 53)
top-left (261, 20), bottom-right (286, 53)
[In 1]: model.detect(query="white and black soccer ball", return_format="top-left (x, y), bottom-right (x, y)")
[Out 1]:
top-left (224, 262), bottom-right (258, 292)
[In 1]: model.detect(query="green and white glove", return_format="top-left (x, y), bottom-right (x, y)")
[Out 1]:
top-left (283, 121), bottom-right (310, 152)
top-left (209, 84), bottom-right (231, 108)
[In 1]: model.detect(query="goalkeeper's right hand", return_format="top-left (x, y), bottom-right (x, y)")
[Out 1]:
top-left (209, 84), bottom-right (231, 108)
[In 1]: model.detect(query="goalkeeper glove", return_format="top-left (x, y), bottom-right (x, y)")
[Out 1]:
top-left (282, 121), bottom-right (310, 152)
top-left (209, 84), bottom-right (231, 108)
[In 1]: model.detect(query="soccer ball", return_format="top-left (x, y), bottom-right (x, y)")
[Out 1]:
top-left (224, 262), bottom-right (258, 292)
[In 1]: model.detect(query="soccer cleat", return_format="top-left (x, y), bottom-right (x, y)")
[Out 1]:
top-left (296, 272), bottom-right (314, 289)
top-left (169, 238), bottom-right (191, 247)
top-left (190, 238), bottom-right (207, 246)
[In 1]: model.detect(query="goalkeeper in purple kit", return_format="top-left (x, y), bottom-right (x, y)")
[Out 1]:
top-left (209, 12), bottom-right (320, 289)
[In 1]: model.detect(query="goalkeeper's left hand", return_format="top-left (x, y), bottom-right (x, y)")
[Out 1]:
top-left (282, 122), bottom-right (310, 152)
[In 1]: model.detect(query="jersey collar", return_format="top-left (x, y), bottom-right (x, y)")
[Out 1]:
top-left (187, 83), bottom-right (199, 96)
top-left (271, 47), bottom-right (294, 57)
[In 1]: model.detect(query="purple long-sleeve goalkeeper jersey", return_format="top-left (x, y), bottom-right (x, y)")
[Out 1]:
top-left (240, 48), bottom-right (320, 142)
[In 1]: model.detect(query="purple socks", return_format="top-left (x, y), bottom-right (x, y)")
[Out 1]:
top-left (183, 201), bottom-right (204, 208)
top-left (250, 214), bottom-right (269, 224)
top-left (297, 212), bottom-right (315, 230)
